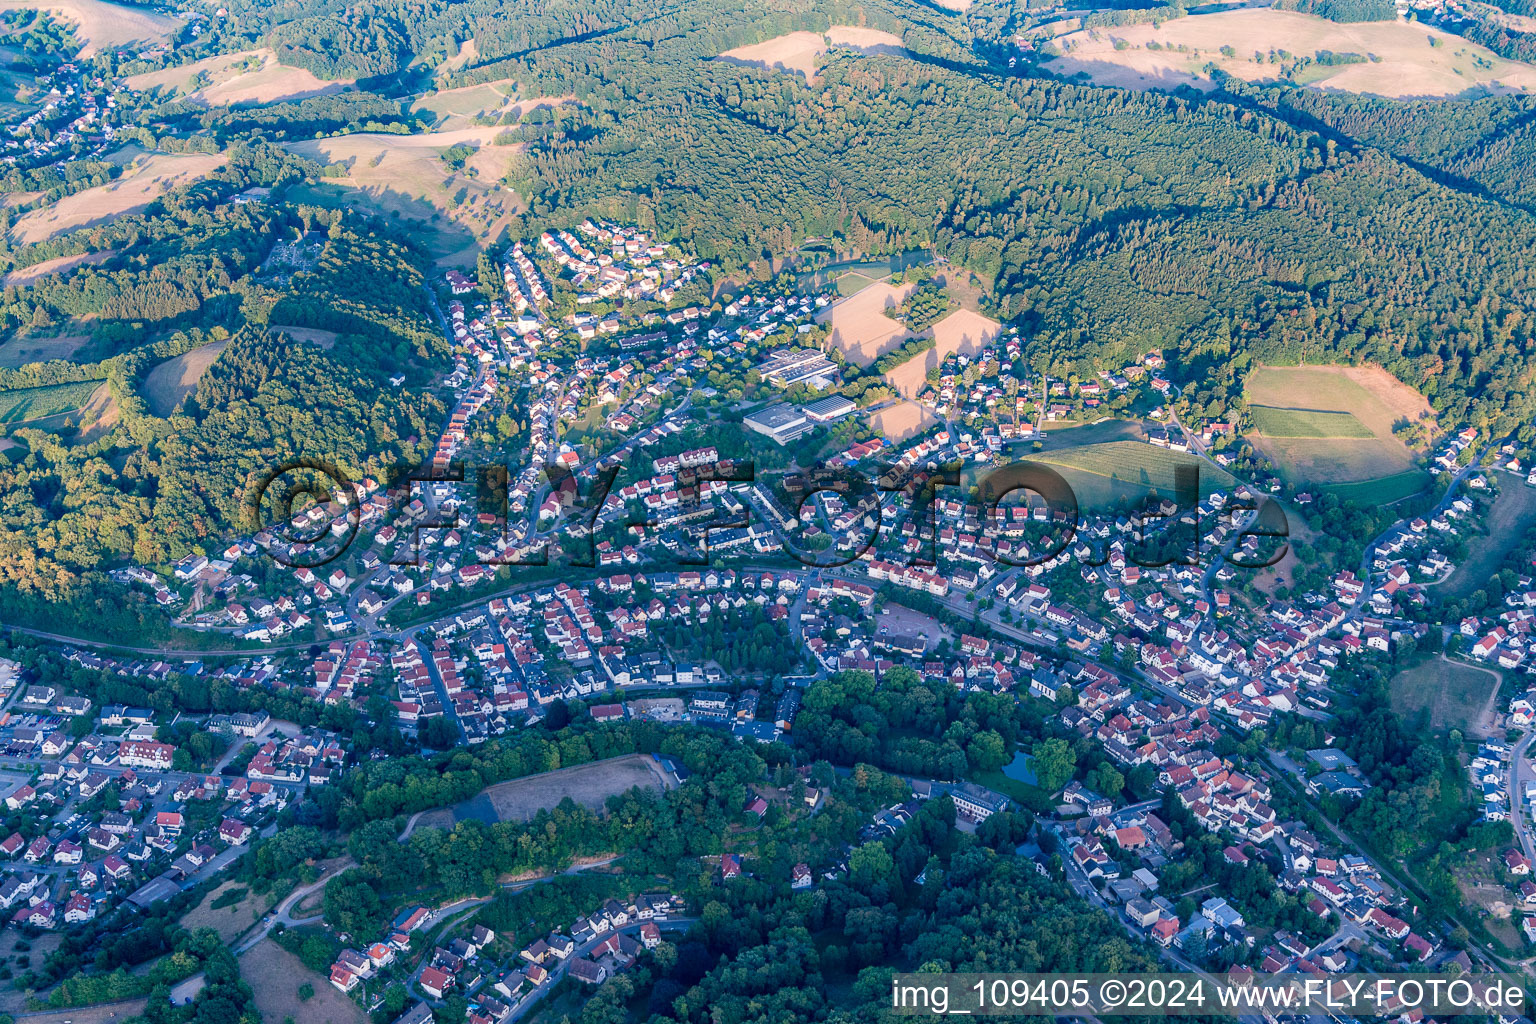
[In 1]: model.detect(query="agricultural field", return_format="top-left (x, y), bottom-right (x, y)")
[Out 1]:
top-left (126, 48), bottom-right (352, 107)
top-left (1390, 657), bottom-right (1499, 735)
top-left (1248, 406), bottom-right (1372, 439)
top-left (0, 249), bottom-right (114, 288)
top-left (1032, 440), bottom-right (1235, 509)
top-left (0, 331), bottom-right (90, 368)
top-left (9, 150), bottom-right (226, 244)
top-left (816, 280), bottom-right (915, 366)
top-left (0, 0), bottom-right (180, 55)
top-left (282, 127), bottom-right (525, 264)
top-left (414, 753), bottom-right (672, 830)
top-left (718, 28), bottom-right (904, 80)
top-left (864, 399), bottom-right (938, 442)
top-left (142, 339), bottom-right (227, 415)
top-left (1244, 364), bottom-right (1431, 494)
top-left (1441, 477), bottom-right (1536, 599)
top-left (1045, 8), bottom-right (1536, 96)
top-left (271, 324), bottom-right (339, 349)
top-left (0, 378), bottom-right (103, 425)
top-left (884, 307), bottom-right (1001, 398)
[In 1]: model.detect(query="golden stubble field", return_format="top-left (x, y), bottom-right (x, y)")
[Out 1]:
top-left (10, 150), bottom-right (225, 244)
top-left (718, 26), bottom-right (907, 80)
top-left (1244, 364), bottom-right (1432, 487)
top-left (0, 0), bottom-right (180, 55)
top-left (884, 307), bottom-right (1003, 398)
top-left (1047, 9), bottom-right (1536, 96)
top-left (126, 48), bottom-right (353, 106)
top-left (284, 126), bottom-right (527, 264)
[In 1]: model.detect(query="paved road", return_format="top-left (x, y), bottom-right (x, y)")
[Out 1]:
top-left (1509, 731), bottom-right (1536, 864)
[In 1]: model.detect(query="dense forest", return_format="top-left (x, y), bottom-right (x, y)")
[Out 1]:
top-left (171, 0), bottom-right (1536, 444)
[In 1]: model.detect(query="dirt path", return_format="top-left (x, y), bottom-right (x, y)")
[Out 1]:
top-left (17, 996), bottom-right (148, 1024)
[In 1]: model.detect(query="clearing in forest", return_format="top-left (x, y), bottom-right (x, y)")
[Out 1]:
top-left (9, 151), bottom-right (226, 244)
top-left (410, 82), bottom-right (573, 128)
top-left (1244, 364), bottom-right (1431, 491)
top-left (0, 331), bottom-right (90, 368)
top-left (718, 26), bottom-right (906, 80)
top-left (1045, 8), bottom-right (1536, 96)
top-left (127, 48), bottom-right (351, 106)
top-left (0, 0), bottom-right (180, 55)
top-left (142, 339), bottom-right (227, 416)
top-left (413, 753), bottom-right (673, 830)
top-left (283, 127), bottom-right (525, 263)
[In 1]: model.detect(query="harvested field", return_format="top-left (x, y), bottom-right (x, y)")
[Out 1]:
top-left (1248, 405), bottom-right (1372, 439)
top-left (415, 753), bottom-right (672, 830)
top-left (0, 332), bottom-right (89, 368)
top-left (0, 0), bottom-right (180, 55)
top-left (1244, 364), bottom-right (1428, 486)
top-left (239, 937), bottom-right (364, 1024)
top-left (719, 31), bottom-right (827, 78)
top-left (865, 400), bottom-right (938, 443)
top-left (884, 307), bottom-right (1002, 398)
top-left (1, 249), bottom-right (114, 287)
top-left (817, 281), bottom-right (914, 366)
top-left (142, 339), bottom-right (227, 415)
top-left (1390, 657), bottom-right (1499, 734)
top-left (410, 82), bottom-right (572, 128)
top-left (128, 49), bottom-right (351, 106)
top-left (1046, 8), bottom-right (1536, 96)
top-left (718, 26), bottom-right (906, 79)
top-left (282, 128), bottom-right (524, 260)
top-left (10, 152), bottom-right (225, 244)
top-left (1033, 440), bottom-right (1235, 509)
top-left (1441, 478), bottom-right (1536, 599)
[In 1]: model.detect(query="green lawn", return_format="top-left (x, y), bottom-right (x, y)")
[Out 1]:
top-left (1321, 470), bottom-right (1430, 504)
top-left (1250, 405), bottom-right (1373, 438)
top-left (1389, 657), bottom-right (1498, 733)
top-left (1030, 441), bottom-right (1235, 510)
top-left (968, 769), bottom-right (1054, 813)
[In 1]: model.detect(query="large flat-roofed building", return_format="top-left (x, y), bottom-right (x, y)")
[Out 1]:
top-left (757, 348), bottom-right (838, 388)
top-left (803, 394), bottom-right (857, 422)
top-left (744, 404), bottom-right (812, 445)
